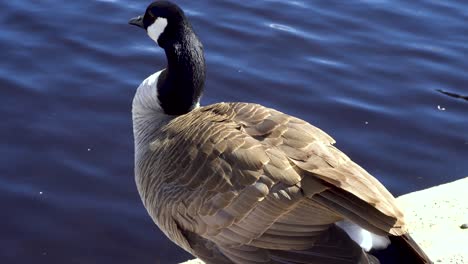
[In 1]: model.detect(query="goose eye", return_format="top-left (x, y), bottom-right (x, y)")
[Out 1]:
top-left (148, 11), bottom-right (156, 19)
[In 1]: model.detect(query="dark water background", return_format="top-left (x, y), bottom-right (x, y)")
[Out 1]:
top-left (1, 0), bottom-right (467, 263)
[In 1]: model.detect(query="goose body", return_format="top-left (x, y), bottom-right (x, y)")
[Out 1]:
top-left (129, 1), bottom-right (432, 263)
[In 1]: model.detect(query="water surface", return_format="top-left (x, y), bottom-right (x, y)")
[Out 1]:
top-left (1, 0), bottom-right (467, 263)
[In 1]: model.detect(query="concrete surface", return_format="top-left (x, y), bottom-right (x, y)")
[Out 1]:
top-left (398, 177), bottom-right (467, 263)
top-left (181, 177), bottom-right (468, 264)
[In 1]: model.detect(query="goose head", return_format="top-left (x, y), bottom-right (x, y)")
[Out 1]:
top-left (129, 1), bottom-right (206, 116)
top-left (129, 1), bottom-right (190, 49)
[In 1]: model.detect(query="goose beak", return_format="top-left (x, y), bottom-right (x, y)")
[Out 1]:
top-left (129, 15), bottom-right (144, 29)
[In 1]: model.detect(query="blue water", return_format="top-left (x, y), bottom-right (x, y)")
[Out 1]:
top-left (1, 0), bottom-right (467, 263)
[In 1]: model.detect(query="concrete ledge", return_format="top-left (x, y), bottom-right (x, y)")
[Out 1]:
top-left (181, 177), bottom-right (468, 264)
top-left (397, 177), bottom-right (467, 263)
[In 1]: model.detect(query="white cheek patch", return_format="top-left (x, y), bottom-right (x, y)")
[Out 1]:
top-left (147, 17), bottom-right (168, 43)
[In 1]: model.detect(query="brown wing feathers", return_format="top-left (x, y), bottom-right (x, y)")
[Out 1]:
top-left (142, 102), bottom-right (430, 263)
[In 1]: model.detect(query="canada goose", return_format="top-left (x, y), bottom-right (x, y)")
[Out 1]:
top-left (128, 1), bottom-right (432, 263)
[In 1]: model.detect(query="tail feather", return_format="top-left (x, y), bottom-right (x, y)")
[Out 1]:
top-left (268, 225), bottom-right (380, 264)
top-left (371, 234), bottom-right (432, 264)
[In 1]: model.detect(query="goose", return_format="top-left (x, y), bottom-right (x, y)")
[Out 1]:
top-left (128, 1), bottom-right (432, 263)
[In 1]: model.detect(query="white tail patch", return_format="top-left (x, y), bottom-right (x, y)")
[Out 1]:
top-left (336, 220), bottom-right (391, 252)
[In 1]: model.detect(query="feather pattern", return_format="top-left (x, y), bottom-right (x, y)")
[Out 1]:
top-left (133, 102), bottom-right (430, 263)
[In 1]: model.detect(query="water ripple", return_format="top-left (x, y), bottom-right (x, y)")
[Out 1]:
top-left (1, 0), bottom-right (467, 263)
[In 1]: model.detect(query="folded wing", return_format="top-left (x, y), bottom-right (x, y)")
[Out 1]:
top-left (141, 102), bottom-right (410, 263)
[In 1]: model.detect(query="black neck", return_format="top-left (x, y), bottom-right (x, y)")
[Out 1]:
top-left (157, 28), bottom-right (206, 115)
